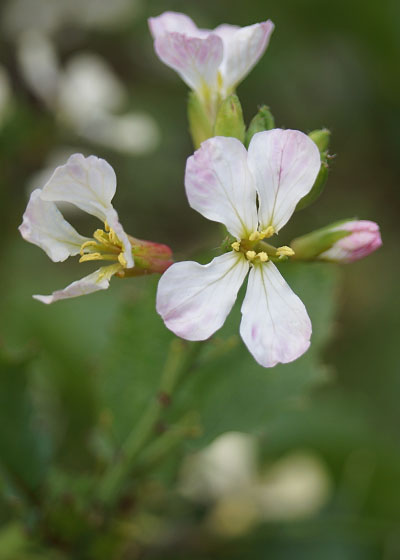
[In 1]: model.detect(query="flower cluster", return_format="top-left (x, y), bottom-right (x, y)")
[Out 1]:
top-left (19, 10), bottom-right (382, 368)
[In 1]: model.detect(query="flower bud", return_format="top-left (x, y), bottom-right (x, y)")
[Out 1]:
top-left (245, 105), bottom-right (275, 147)
top-left (296, 129), bottom-right (331, 211)
top-left (187, 91), bottom-right (214, 149)
top-left (214, 94), bottom-right (245, 143)
top-left (291, 220), bottom-right (382, 263)
top-left (308, 128), bottom-right (331, 153)
top-left (121, 236), bottom-right (173, 276)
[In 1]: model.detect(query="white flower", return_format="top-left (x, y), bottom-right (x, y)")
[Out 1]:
top-left (19, 154), bottom-right (134, 304)
top-left (156, 129), bottom-right (321, 367)
top-left (149, 11), bottom-right (274, 118)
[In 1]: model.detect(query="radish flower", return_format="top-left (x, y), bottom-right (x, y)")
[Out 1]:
top-left (148, 11), bottom-right (274, 119)
top-left (19, 154), bottom-right (171, 303)
top-left (156, 129), bottom-right (321, 368)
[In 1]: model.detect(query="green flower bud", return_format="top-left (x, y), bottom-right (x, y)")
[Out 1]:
top-left (214, 94), bottom-right (245, 143)
top-left (296, 161), bottom-right (329, 211)
top-left (245, 105), bottom-right (275, 147)
top-left (308, 128), bottom-right (331, 153)
top-left (291, 220), bottom-right (354, 260)
top-left (187, 91), bottom-right (214, 149)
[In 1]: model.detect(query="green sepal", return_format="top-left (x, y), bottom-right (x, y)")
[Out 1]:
top-left (296, 129), bottom-right (331, 211)
top-left (187, 91), bottom-right (213, 149)
top-left (291, 220), bottom-right (352, 260)
top-left (213, 94), bottom-right (245, 143)
top-left (308, 128), bottom-right (331, 153)
top-left (245, 105), bottom-right (275, 147)
top-left (296, 161), bottom-right (329, 211)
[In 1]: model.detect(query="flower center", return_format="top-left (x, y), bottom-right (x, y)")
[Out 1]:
top-left (79, 222), bottom-right (128, 268)
top-left (231, 227), bottom-right (295, 262)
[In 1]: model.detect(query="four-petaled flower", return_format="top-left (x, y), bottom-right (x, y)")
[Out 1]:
top-left (19, 154), bottom-right (134, 304)
top-left (156, 129), bottom-right (321, 367)
top-left (149, 11), bottom-right (274, 119)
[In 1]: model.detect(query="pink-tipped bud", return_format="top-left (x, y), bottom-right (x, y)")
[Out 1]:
top-left (122, 236), bottom-right (173, 277)
top-left (291, 220), bottom-right (382, 263)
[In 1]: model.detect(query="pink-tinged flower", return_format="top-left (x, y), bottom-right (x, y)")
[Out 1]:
top-left (291, 220), bottom-right (382, 263)
top-left (317, 220), bottom-right (382, 263)
top-left (148, 11), bottom-right (274, 117)
top-left (19, 154), bottom-right (172, 304)
top-left (156, 129), bottom-right (321, 368)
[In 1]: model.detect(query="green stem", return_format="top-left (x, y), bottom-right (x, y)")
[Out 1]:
top-left (98, 340), bottom-right (203, 506)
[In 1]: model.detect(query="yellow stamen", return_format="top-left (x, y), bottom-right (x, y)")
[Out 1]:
top-left (261, 226), bottom-right (275, 238)
top-left (231, 241), bottom-right (240, 251)
top-left (249, 231), bottom-right (261, 241)
top-left (257, 251), bottom-right (269, 262)
top-left (108, 228), bottom-right (121, 246)
top-left (80, 240), bottom-right (99, 255)
top-left (118, 253), bottom-right (127, 267)
top-left (79, 252), bottom-right (103, 263)
top-left (104, 221), bottom-right (110, 232)
top-left (276, 246), bottom-right (295, 257)
top-left (246, 250), bottom-right (256, 261)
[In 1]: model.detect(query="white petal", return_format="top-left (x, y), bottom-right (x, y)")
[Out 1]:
top-left (156, 251), bottom-right (249, 341)
top-left (247, 129), bottom-right (321, 232)
top-left (33, 265), bottom-right (118, 304)
top-left (149, 11), bottom-right (200, 38)
top-left (152, 31), bottom-right (223, 94)
top-left (19, 189), bottom-right (89, 262)
top-left (240, 262), bottom-right (311, 367)
top-left (104, 208), bottom-right (134, 269)
top-left (185, 137), bottom-right (258, 238)
top-left (214, 20), bottom-right (274, 95)
top-left (40, 153), bottom-right (117, 221)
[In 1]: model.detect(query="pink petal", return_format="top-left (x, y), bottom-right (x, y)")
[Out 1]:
top-left (149, 11), bottom-right (200, 38)
top-left (156, 252), bottom-right (249, 341)
top-left (247, 129), bottom-right (321, 233)
top-left (185, 136), bottom-right (258, 238)
top-left (214, 20), bottom-right (275, 95)
top-left (40, 153), bottom-right (117, 222)
top-left (19, 189), bottom-right (89, 262)
top-left (319, 220), bottom-right (382, 263)
top-left (33, 266), bottom-right (117, 304)
top-left (153, 32), bottom-right (223, 94)
top-left (240, 262), bottom-right (312, 367)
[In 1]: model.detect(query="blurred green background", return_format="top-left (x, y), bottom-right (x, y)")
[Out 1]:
top-left (0, 0), bottom-right (399, 558)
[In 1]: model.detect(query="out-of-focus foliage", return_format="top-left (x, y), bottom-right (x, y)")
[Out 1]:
top-left (0, 0), bottom-right (398, 558)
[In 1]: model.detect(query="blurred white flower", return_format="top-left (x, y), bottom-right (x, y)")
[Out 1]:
top-left (180, 432), bottom-right (332, 537)
top-left (16, 34), bottom-right (160, 155)
top-left (2, 0), bottom-right (141, 36)
top-left (257, 452), bottom-right (331, 521)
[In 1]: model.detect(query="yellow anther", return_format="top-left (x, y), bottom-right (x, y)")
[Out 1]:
top-left (104, 221), bottom-right (110, 232)
top-left (246, 250), bottom-right (256, 261)
top-left (79, 252), bottom-right (103, 263)
top-left (261, 226), bottom-right (275, 238)
top-left (118, 253), bottom-right (127, 267)
top-left (249, 231), bottom-right (261, 241)
top-left (257, 251), bottom-right (269, 262)
top-left (80, 240), bottom-right (99, 255)
top-left (231, 241), bottom-right (240, 251)
top-left (276, 246), bottom-right (295, 257)
top-left (108, 228), bottom-right (121, 246)
top-left (93, 229), bottom-right (110, 244)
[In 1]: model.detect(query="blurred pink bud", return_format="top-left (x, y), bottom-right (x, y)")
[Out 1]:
top-left (124, 236), bottom-right (173, 276)
top-left (318, 220), bottom-right (382, 263)
top-left (292, 220), bottom-right (382, 263)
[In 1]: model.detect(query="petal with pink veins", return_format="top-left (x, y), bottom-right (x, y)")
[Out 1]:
top-left (156, 251), bottom-right (249, 341)
top-left (40, 154), bottom-right (117, 222)
top-left (214, 20), bottom-right (275, 95)
top-left (18, 189), bottom-right (90, 262)
top-left (248, 129), bottom-right (321, 233)
top-left (240, 262), bottom-right (312, 367)
top-left (33, 265), bottom-right (120, 304)
top-left (185, 136), bottom-right (258, 238)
